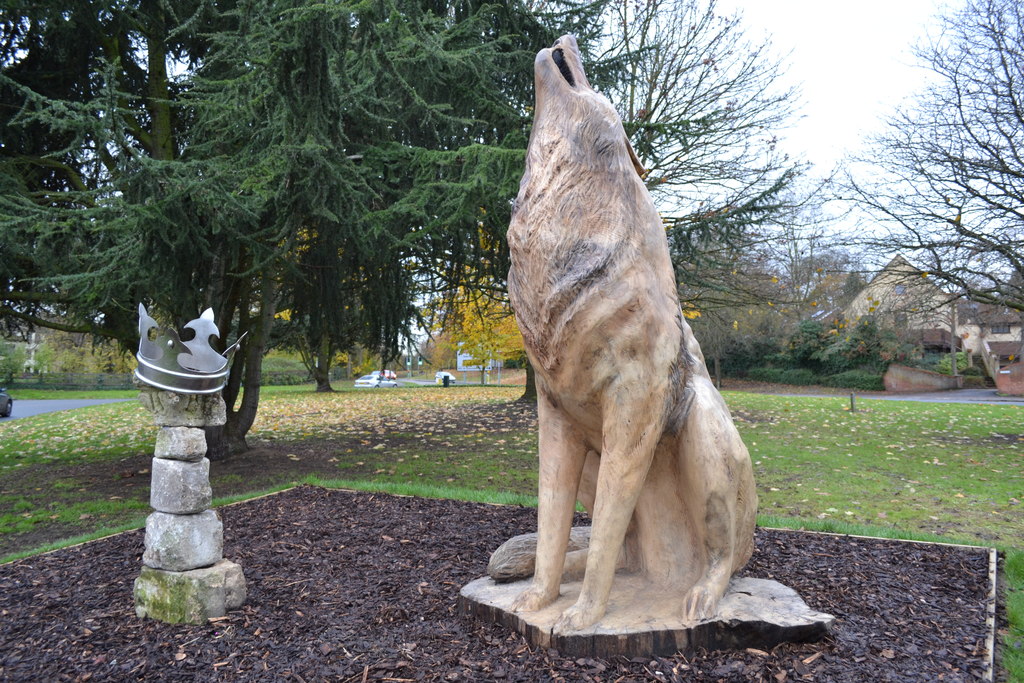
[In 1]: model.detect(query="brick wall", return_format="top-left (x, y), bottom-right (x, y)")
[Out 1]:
top-left (994, 362), bottom-right (1024, 397)
top-left (883, 364), bottom-right (963, 392)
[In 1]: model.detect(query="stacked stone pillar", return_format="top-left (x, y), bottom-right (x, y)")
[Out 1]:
top-left (133, 386), bottom-right (246, 624)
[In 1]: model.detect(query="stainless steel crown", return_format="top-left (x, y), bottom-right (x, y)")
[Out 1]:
top-left (135, 304), bottom-right (245, 394)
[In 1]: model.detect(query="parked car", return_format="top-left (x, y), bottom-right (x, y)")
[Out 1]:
top-left (355, 374), bottom-right (398, 388)
top-left (435, 371), bottom-right (457, 385)
top-left (0, 388), bottom-right (12, 418)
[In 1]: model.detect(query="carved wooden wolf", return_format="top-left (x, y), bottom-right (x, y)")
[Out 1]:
top-left (506, 35), bottom-right (758, 633)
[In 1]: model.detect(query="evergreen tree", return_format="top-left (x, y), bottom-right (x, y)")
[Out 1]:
top-left (0, 1), bottom-right (218, 340)
top-left (1, 0), bottom-right (609, 445)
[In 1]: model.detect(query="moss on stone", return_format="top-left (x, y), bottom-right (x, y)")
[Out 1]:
top-left (133, 565), bottom-right (226, 624)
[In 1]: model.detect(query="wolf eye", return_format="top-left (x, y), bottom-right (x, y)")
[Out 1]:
top-left (552, 49), bottom-right (576, 87)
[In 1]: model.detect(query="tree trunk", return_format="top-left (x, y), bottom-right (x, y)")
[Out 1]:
top-left (713, 355), bottom-right (722, 389)
top-left (140, 3), bottom-right (175, 162)
top-left (950, 307), bottom-right (958, 377)
top-left (519, 360), bottom-right (537, 403)
top-left (204, 424), bottom-right (230, 461)
top-left (313, 335), bottom-right (333, 392)
top-left (206, 274), bottom-right (276, 460)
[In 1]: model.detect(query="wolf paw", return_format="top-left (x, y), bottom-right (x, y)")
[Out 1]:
top-left (682, 584), bottom-right (718, 623)
top-left (553, 600), bottom-right (603, 633)
top-left (510, 585), bottom-right (558, 613)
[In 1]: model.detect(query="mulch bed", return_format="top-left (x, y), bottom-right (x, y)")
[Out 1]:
top-left (0, 485), bottom-right (993, 682)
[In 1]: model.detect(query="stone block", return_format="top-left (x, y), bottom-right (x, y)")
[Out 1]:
top-left (220, 558), bottom-right (248, 609)
top-left (134, 560), bottom-right (246, 624)
top-left (143, 510), bottom-right (223, 571)
top-left (150, 458), bottom-right (212, 514)
top-left (154, 426), bottom-right (207, 461)
top-left (137, 386), bottom-right (226, 427)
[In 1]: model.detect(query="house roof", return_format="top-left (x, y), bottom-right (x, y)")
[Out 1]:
top-left (917, 327), bottom-right (955, 347)
top-left (958, 301), bottom-right (1020, 325)
top-left (989, 341), bottom-right (1021, 357)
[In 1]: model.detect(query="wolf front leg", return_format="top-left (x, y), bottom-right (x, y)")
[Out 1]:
top-left (553, 396), bottom-right (664, 632)
top-left (510, 390), bottom-right (587, 613)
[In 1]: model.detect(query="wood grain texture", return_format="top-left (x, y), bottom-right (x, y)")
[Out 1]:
top-left (506, 35), bottom-right (758, 634)
top-left (459, 575), bottom-right (834, 658)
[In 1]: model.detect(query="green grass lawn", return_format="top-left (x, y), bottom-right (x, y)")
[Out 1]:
top-left (1, 386), bottom-right (1020, 545)
top-left (0, 384), bottom-right (1021, 677)
top-left (736, 394), bottom-right (1022, 545)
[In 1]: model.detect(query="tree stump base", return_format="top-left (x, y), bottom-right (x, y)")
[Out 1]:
top-left (459, 575), bottom-right (834, 658)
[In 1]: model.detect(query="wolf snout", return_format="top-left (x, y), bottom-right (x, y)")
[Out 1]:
top-left (551, 49), bottom-right (575, 87)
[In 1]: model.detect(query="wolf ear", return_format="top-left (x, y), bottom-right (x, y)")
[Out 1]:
top-left (625, 135), bottom-right (646, 178)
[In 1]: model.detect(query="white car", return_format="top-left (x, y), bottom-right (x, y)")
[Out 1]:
top-left (435, 371), bottom-right (457, 385)
top-left (355, 374), bottom-right (398, 388)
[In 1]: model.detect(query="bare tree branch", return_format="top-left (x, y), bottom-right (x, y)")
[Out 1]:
top-left (844, 0), bottom-right (1024, 312)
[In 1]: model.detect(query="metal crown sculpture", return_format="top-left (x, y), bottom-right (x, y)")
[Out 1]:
top-left (135, 304), bottom-right (245, 394)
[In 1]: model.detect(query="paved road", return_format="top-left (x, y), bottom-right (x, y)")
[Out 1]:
top-left (0, 398), bottom-right (132, 421)
top-left (782, 388), bottom-right (1024, 405)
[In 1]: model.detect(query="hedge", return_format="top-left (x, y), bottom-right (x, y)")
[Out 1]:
top-left (746, 367), bottom-right (885, 391)
top-left (820, 370), bottom-right (885, 391)
top-left (747, 368), bottom-right (817, 386)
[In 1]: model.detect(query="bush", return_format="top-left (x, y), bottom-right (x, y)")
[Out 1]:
top-left (779, 368), bottom-right (817, 385)
top-left (261, 371), bottom-right (312, 386)
top-left (763, 352), bottom-right (795, 370)
top-left (960, 365), bottom-right (984, 377)
top-left (747, 367), bottom-right (818, 385)
top-left (785, 320), bottom-right (829, 372)
top-left (261, 354), bottom-right (309, 373)
top-left (961, 375), bottom-right (987, 388)
top-left (803, 318), bottom-right (913, 375)
top-left (822, 370), bottom-right (885, 391)
top-left (936, 352), bottom-right (970, 375)
top-left (747, 367), bottom-right (783, 383)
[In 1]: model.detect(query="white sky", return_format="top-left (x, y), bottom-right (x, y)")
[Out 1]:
top-left (716, 0), bottom-right (961, 174)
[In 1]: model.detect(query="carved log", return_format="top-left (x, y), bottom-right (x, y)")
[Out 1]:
top-left (501, 34), bottom-right (762, 634)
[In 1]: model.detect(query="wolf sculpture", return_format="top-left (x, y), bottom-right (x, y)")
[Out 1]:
top-left (506, 35), bottom-right (758, 633)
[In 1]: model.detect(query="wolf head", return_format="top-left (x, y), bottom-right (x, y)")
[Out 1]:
top-left (530, 35), bottom-right (645, 178)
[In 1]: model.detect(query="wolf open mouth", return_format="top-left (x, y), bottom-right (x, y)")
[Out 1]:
top-left (552, 48), bottom-right (576, 87)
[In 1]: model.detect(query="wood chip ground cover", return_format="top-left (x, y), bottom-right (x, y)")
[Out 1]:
top-left (0, 486), bottom-right (992, 682)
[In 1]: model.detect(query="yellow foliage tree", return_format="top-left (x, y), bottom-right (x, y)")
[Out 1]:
top-left (434, 288), bottom-right (525, 383)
